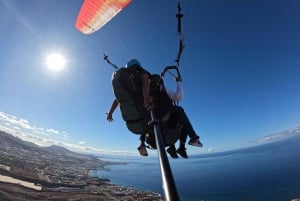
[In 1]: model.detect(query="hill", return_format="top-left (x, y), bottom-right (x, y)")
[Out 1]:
top-left (0, 130), bottom-right (111, 180)
top-left (0, 130), bottom-right (101, 163)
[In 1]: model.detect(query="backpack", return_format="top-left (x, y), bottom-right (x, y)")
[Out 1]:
top-left (112, 65), bottom-right (151, 134)
top-left (112, 68), bottom-right (182, 147)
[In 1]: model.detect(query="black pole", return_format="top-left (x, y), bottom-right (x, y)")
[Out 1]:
top-left (149, 109), bottom-right (180, 201)
top-left (175, 0), bottom-right (185, 67)
top-left (176, 0), bottom-right (183, 34)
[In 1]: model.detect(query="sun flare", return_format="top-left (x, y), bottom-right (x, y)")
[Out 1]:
top-left (46, 53), bottom-right (66, 71)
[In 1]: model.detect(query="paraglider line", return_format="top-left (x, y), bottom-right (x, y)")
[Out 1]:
top-left (103, 53), bottom-right (119, 70)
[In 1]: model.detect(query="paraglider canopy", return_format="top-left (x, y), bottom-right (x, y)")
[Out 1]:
top-left (75, 0), bottom-right (132, 34)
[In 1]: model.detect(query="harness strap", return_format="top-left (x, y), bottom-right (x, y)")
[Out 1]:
top-left (126, 115), bottom-right (149, 124)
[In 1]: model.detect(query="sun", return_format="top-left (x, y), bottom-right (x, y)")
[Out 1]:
top-left (46, 53), bottom-right (66, 71)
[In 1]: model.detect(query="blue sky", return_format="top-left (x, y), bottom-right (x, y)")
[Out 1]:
top-left (0, 0), bottom-right (300, 156)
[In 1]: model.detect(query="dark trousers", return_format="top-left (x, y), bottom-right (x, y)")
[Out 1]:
top-left (171, 106), bottom-right (198, 143)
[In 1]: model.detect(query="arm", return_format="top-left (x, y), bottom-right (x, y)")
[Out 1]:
top-left (140, 73), bottom-right (153, 109)
top-left (165, 77), bottom-right (184, 101)
top-left (106, 99), bottom-right (119, 122)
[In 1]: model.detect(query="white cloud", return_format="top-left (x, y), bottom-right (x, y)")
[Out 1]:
top-left (0, 113), bottom-right (33, 131)
top-left (0, 111), bottom-right (70, 147)
top-left (0, 111), bottom-right (133, 156)
top-left (46, 128), bottom-right (60, 135)
top-left (0, 111), bottom-right (69, 139)
top-left (258, 124), bottom-right (300, 144)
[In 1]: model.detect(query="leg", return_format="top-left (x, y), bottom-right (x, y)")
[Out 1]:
top-left (167, 144), bottom-right (178, 158)
top-left (140, 134), bottom-right (146, 145)
top-left (137, 134), bottom-right (148, 156)
top-left (177, 128), bottom-right (188, 158)
top-left (126, 121), bottom-right (150, 156)
top-left (172, 106), bottom-right (203, 147)
top-left (179, 127), bottom-right (188, 146)
top-left (172, 106), bottom-right (198, 139)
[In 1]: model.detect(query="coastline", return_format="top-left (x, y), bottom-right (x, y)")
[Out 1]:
top-left (0, 160), bottom-right (163, 201)
top-left (0, 130), bottom-right (164, 201)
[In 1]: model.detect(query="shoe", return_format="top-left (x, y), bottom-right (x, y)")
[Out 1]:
top-left (137, 145), bottom-right (148, 156)
top-left (167, 146), bottom-right (178, 158)
top-left (177, 147), bottom-right (188, 159)
top-left (188, 137), bottom-right (203, 147)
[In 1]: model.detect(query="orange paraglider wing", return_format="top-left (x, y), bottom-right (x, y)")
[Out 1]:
top-left (75, 0), bottom-right (132, 34)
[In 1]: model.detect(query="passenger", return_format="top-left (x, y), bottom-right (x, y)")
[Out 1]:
top-left (151, 74), bottom-right (203, 159)
top-left (106, 59), bottom-right (203, 159)
top-left (106, 59), bottom-right (153, 157)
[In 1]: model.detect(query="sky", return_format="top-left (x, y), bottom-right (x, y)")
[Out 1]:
top-left (0, 0), bottom-right (300, 156)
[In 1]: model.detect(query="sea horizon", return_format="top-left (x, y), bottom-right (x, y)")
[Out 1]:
top-left (92, 135), bottom-right (300, 201)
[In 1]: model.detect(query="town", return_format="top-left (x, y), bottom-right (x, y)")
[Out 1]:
top-left (0, 131), bottom-right (163, 201)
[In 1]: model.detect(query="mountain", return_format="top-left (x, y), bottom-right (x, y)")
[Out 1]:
top-left (0, 130), bottom-right (39, 150)
top-left (43, 144), bottom-right (74, 154)
top-left (0, 130), bottom-right (101, 163)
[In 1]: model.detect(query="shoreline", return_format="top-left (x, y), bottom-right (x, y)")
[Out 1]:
top-left (0, 165), bottom-right (164, 201)
top-left (0, 131), bottom-right (164, 200)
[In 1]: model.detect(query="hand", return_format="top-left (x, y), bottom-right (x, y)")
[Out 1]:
top-left (106, 113), bottom-right (114, 122)
top-left (176, 76), bottom-right (182, 82)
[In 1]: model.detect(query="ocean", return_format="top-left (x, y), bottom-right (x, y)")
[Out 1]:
top-left (92, 135), bottom-right (300, 201)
